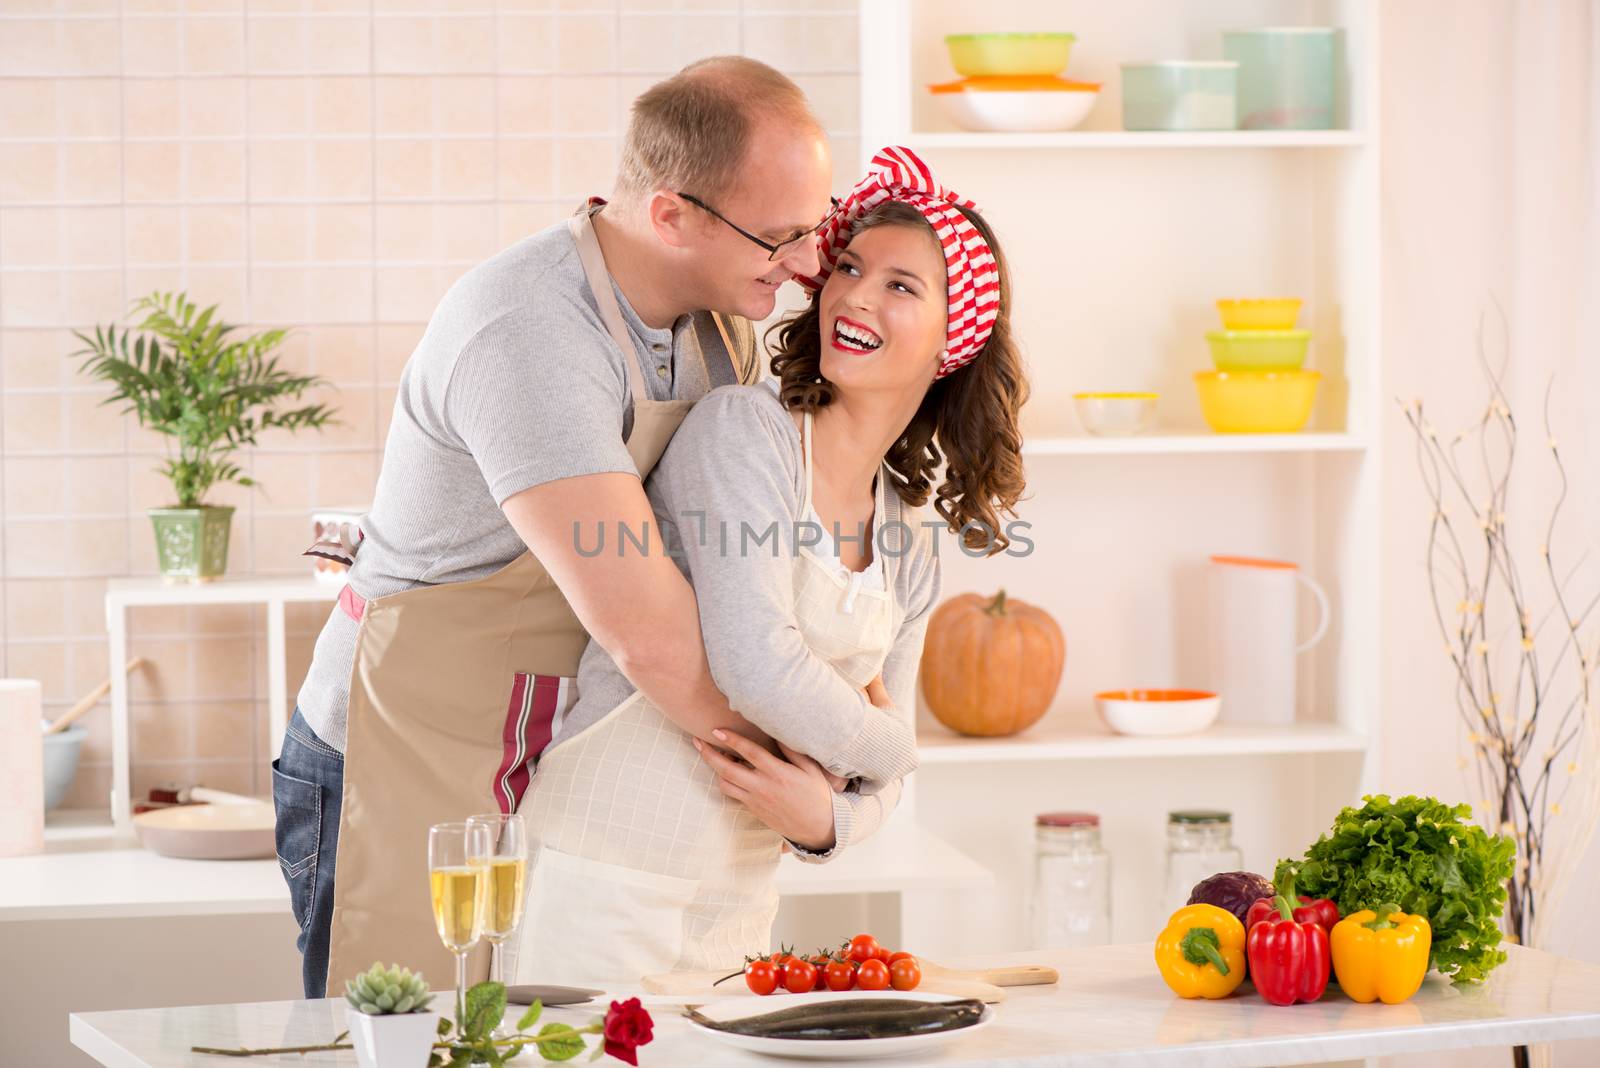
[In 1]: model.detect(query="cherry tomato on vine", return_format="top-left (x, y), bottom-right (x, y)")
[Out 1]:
top-left (856, 959), bottom-right (890, 991)
top-left (889, 957), bottom-right (922, 991)
top-left (782, 958), bottom-right (818, 995)
top-left (744, 959), bottom-right (778, 996)
top-left (824, 959), bottom-right (857, 991)
top-left (847, 934), bottom-right (881, 965)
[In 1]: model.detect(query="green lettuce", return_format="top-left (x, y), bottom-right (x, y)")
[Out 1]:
top-left (1275, 794), bottom-right (1517, 984)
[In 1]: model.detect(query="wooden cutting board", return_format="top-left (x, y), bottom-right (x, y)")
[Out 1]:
top-left (640, 961), bottom-right (1058, 1005)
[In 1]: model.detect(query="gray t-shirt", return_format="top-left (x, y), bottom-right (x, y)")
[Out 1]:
top-left (547, 383), bottom-right (939, 858)
top-left (296, 218), bottom-right (747, 752)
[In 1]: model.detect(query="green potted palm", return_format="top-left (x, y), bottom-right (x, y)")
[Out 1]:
top-left (73, 292), bottom-right (335, 582)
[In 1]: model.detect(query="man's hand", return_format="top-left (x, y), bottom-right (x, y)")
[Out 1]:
top-left (694, 728), bottom-right (836, 852)
top-left (501, 473), bottom-right (768, 746)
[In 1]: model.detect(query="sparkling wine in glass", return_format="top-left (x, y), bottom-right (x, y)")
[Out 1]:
top-left (467, 813), bottom-right (528, 1038)
top-left (429, 821), bottom-right (491, 1029)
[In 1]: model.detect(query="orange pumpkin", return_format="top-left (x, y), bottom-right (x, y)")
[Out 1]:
top-left (919, 589), bottom-right (1065, 737)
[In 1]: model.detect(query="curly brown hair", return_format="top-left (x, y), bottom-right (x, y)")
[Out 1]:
top-left (766, 200), bottom-right (1028, 555)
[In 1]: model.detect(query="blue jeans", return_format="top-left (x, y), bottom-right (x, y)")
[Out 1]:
top-left (271, 707), bottom-right (344, 999)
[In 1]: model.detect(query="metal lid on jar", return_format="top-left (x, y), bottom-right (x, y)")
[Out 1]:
top-left (1036, 811), bottom-right (1100, 827)
top-left (1168, 809), bottom-right (1232, 824)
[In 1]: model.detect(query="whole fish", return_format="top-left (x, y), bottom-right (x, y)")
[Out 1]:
top-left (688, 997), bottom-right (986, 1040)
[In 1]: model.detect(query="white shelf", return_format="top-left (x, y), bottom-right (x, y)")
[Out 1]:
top-left (776, 817), bottom-right (991, 896)
top-left (104, 575), bottom-right (342, 835)
top-left (5, 814), bottom-right (988, 921)
top-left (104, 574), bottom-right (339, 609)
top-left (905, 130), bottom-right (1369, 151)
top-left (916, 722), bottom-right (1368, 765)
top-left (1, 832), bottom-right (288, 923)
top-left (42, 808), bottom-right (119, 843)
top-left (1022, 431), bottom-right (1369, 456)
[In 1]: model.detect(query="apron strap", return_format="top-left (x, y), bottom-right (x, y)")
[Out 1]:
top-left (567, 206), bottom-right (650, 412)
top-left (799, 408), bottom-right (817, 513)
top-left (800, 410), bottom-right (898, 562)
top-left (694, 310), bottom-right (747, 389)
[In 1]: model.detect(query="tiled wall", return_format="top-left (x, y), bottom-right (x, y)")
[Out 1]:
top-left (0, 0), bottom-right (859, 810)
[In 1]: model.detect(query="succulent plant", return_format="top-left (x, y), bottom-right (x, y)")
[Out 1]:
top-left (344, 962), bottom-right (435, 1015)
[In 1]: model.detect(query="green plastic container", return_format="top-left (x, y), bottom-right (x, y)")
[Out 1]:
top-left (149, 506), bottom-right (235, 582)
top-left (1120, 62), bottom-right (1238, 131)
top-left (1205, 329), bottom-right (1311, 371)
top-left (1223, 28), bottom-right (1337, 130)
top-left (945, 33), bottom-right (1076, 77)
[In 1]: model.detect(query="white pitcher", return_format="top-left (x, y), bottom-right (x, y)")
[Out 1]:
top-left (1206, 555), bottom-right (1329, 725)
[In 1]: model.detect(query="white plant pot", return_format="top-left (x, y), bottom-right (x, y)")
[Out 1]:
top-left (346, 1006), bottom-right (441, 1068)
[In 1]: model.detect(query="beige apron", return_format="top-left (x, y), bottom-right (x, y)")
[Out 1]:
top-left (511, 399), bottom-right (902, 989)
top-left (324, 203), bottom-right (755, 992)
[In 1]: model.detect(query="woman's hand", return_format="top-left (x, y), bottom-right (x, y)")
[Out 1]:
top-left (694, 729), bottom-right (837, 852)
top-left (864, 675), bottom-right (891, 710)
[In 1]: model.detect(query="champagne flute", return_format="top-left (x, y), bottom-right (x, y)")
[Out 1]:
top-left (429, 821), bottom-right (491, 1030)
top-left (467, 813), bottom-right (529, 1039)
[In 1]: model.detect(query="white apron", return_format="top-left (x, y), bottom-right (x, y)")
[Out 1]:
top-left (511, 399), bottom-right (902, 988)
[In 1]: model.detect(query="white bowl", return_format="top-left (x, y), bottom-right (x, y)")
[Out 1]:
top-left (1097, 690), bottom-right (1221, 736)
top-left (1074, 393), bottom-right (1158, 436)
top-left (41, 725), bottom-right (86, 810)
top-left (134, 801), bottom-right (277, 860)
top-left (934, 88), bottom-right (1099, 132)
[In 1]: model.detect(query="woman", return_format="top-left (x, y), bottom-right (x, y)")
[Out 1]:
top-left (511, 147), bottom-right (1028, 988)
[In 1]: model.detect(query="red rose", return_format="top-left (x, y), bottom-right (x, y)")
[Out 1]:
top-left (602, 997), bottom-right (654, 1065)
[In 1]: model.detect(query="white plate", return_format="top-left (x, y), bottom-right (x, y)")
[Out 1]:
top-left (686, 990), bottom-right (994, 1061)
top-left (133, 801), bottom-right (277, 860)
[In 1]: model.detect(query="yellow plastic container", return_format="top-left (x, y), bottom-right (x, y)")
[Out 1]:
top-left (1216, 298), bottom-right (1302, 330)
top-left (945, 33), bottom-right (1076, 78)
top-left (1195, 370), bottom-right (1320, 433)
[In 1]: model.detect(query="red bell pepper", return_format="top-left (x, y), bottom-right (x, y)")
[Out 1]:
top-left (1246, 874), bottom-right (1339, 935)
top-left (1246, 895), bottom-right (1331, 1006)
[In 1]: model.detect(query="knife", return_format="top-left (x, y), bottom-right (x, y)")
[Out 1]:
top-left (505, 984), bottom-right (606, 1007)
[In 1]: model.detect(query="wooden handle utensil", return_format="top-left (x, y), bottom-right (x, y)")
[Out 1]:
top-left (43, 657), bottom-right (147, 735)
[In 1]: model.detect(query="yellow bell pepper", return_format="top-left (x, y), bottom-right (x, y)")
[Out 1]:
top-left (1330, 903), bottom-right (1432, 1004)
top-left (1155, 903), bottom-right (1247, 999)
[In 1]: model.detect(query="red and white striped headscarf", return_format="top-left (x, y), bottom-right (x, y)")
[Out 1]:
top-left (801, 146), bottom-right (1000, 380)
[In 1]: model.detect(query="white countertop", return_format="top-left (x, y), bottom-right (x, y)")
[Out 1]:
top-left (2, 813), bottom-right (989, 922)
top-left (69, 944), bottom-right (1600, 1067)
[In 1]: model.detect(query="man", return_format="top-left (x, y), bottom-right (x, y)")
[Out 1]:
top-left (272, 56), bottom-right (844, 996)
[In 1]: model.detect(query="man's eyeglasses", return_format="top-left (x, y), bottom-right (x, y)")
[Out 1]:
top-left (677, 192), bottom-right (842, 262)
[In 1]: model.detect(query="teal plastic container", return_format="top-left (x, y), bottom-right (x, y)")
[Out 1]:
top-left (1120, 62), bottom-right (1238, 131)
top-left (1223, 28), bottom-right (1337, 130)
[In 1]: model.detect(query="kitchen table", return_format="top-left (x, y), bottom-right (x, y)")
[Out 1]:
top-left (70, 943), bottom-right (1600, 1067)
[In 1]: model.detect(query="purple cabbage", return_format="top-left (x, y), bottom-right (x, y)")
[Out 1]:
top-left (1186, 871), bottom-right (1275, 927)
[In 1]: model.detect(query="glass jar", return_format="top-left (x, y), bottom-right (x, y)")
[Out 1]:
top-left (1030, 812), bottom-right (1112, 949)
top-left (1163, 810), bottom-right (1243, 916)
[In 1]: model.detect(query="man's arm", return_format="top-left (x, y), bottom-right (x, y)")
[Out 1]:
top-left (442, 304), bottom-right (763, 746)
top-left (502, 472), bottom-right (768, 746)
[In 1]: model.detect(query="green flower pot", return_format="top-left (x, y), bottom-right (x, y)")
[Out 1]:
top-left (149, 506), bottom-right (235, 582)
